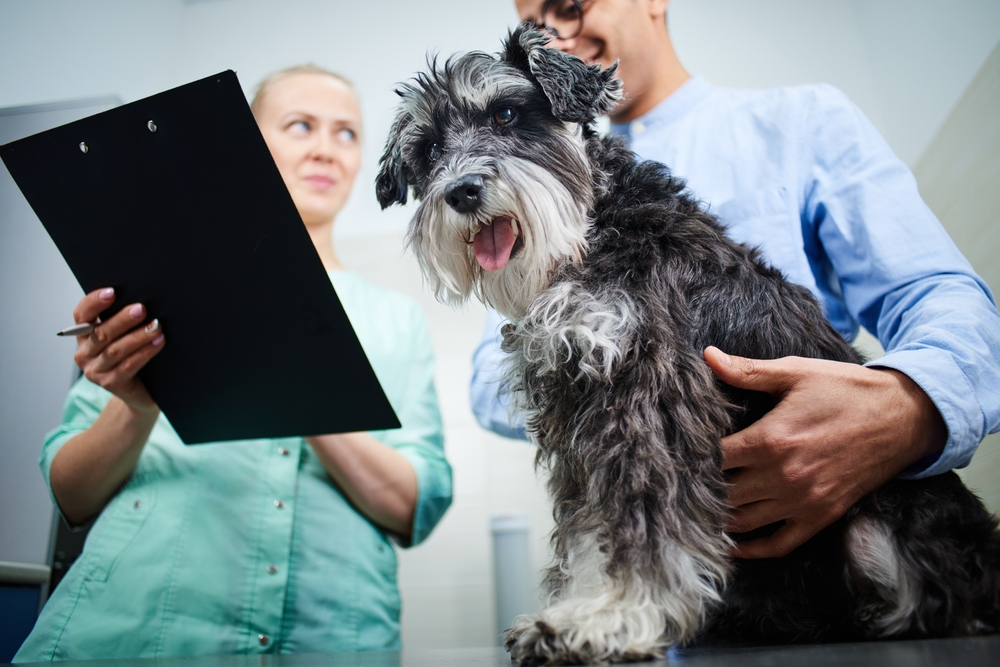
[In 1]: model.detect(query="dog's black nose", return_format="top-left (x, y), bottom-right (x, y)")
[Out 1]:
top-left (445, 175), bottom-right (485, 213)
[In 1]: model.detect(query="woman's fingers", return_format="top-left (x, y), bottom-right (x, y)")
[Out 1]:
top-left (69, 287), bottom-right (164, 411)
top-left (82, 324), bottom-right (165, 410)
top-left (73, 287), bottom-right (116, 325)
top-left (108, 328), bottom-right (165, 388)
top-left (76, 302), bottom-right (151, 359)
top-left (88, 319), bottom-right (163, 374)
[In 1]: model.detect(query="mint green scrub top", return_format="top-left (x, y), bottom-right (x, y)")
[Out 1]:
top-left (15, 271), bottom-right (453, 661)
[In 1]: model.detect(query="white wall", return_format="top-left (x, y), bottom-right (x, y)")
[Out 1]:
top-left (670, 0), bottom-right (1000, 167)
top-left (2, 0), bottom-right (999, 651)
top-left (851, 0), bottom-right (1000, 166)
top-left (5, 0), bottom-right (999, 241)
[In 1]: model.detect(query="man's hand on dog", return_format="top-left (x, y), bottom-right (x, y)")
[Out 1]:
top-left (703, 346), bottom-right (947, 559)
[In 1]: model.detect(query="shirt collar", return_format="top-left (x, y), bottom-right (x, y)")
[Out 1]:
top-left (610, 75), bottom-right (713, 138)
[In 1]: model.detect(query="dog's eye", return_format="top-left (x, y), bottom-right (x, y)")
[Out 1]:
top-left (427, 143), bottom-right (441, 162)
top-left (493, 107), bottom-right (517, 126)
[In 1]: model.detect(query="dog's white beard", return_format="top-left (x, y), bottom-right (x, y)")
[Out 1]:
top-left (407, 155), bottom-right (591, 321)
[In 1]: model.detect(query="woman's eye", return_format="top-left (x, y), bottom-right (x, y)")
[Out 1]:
top-left (427, 143), bottom-right (441, 162)
top-left (337, 128), bottom-right (357, 143)
top-left (493, 107), bottom-right (516, 126)
top-left (289, 120), bottom-right (310, 134)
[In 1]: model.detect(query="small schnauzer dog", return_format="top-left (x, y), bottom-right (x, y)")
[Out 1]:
top-left (377, 24), bottom-right (1000, 666)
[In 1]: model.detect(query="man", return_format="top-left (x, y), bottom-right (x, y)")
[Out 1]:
top-left (471, 0), bottom-right (1000, 559)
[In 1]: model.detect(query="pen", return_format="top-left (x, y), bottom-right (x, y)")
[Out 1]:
top-left (56, 322), bottom-right (97, 337)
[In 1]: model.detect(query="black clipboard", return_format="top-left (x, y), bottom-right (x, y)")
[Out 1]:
top-left (0, 70), bottom-right (400, 444)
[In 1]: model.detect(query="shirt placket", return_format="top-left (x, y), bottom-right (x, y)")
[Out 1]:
top-left (247, 440), bottom-right (301, 652)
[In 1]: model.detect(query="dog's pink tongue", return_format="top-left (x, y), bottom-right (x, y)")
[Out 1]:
top-left (473, 216), bottom-right (516, 271)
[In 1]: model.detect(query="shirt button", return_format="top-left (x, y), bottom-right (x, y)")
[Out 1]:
top-left (632, 120), bottom-right (646, 135)
top-left (267, 565), bottom-right (278, 575)
top-left (258, 634), bottom-right (270, 646)
top-left (274, 499), bottom-right (285, 509)
top-left (133, 500), bottom-right (142, 509)
top-left (278, 447), bottom-right (290, 456)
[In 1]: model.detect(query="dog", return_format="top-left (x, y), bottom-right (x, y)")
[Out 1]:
top-left (376, 23), bottom-right (1000, 666)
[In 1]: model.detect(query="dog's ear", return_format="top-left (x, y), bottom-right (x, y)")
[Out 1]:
top-left (502, 21), bottom-right (622, 123)
top-left (376, 111), bottom-right (412, 209)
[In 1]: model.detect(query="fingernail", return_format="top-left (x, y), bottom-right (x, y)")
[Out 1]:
top-left (152, 334), bottom-right (165, 346)
top-left (99, 288), bottom-right (115, 301)
top-left (129, 304), bottom-right (143, 318)
top-left (716, 348), bottom-right (732, 365)
top-left (145, 319), bottom-right (160, 334)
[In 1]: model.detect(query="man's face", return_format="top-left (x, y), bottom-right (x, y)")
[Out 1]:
top-left (515, 0), bottom-right (667, 120)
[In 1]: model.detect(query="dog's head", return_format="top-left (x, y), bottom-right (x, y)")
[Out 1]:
top-left (377, 23), bottom-right (622, 320)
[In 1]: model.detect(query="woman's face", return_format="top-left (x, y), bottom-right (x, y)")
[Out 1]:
top-left (256, 73), bottom-right (362, 227)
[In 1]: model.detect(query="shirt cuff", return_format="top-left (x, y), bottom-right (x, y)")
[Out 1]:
top-left (865, 347), bottom-right (984, 479)
top-left (397, 447), bottom-right (452, 547)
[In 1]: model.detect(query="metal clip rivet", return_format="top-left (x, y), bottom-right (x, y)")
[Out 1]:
top-left (79, 142), bottom-right (88, 153)
top-left (147, 120), bottom-right (157, 132)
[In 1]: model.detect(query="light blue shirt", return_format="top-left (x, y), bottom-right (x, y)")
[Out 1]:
top-left (470, 77), bottom-right (1000, 477)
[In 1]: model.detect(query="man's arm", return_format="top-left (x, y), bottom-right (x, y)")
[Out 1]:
top-left (470, 309), bottom-right (528, 440)
top-left (715, 85), bottom-right (1000, 558)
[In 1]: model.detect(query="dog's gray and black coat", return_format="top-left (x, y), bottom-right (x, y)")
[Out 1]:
top-left (378, 23), bottom-right (1000, 666)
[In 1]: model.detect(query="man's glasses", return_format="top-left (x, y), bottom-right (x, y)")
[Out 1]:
top-left (540, 0), bottom-right (585, 40)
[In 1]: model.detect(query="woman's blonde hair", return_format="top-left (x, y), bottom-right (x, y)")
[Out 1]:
top-left (250, 64), bottom-right (357, 118)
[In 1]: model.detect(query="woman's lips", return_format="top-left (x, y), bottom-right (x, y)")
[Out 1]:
top-left (304, 175), bottom-right (336, 190)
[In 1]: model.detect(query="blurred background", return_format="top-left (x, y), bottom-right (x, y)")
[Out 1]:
top-left (1, 0), bottom-right (998, 651)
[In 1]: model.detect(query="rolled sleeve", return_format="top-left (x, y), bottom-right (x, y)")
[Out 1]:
top-left (802, 85), bottom-right (1000, 476)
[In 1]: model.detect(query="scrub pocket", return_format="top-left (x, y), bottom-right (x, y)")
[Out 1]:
top-left (82, 480), bottom-right (158, 583)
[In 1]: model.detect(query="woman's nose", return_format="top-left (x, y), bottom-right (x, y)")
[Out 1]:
top-left (309, 130), bottom-right (337, 162)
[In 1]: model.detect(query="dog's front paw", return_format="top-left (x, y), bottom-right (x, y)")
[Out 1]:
top-left (504, 615), bottom-right (572, 666)
top-left (504, 608), bottom-right (666, 666)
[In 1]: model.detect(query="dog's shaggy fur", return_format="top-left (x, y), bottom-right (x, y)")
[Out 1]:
top-left (377, 24), bottom-right (1000, 666)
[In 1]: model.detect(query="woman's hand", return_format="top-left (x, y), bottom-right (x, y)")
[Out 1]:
top-left (73, 287), bottom-right (165, 413)
top-left (50, 287), bottom-right (167, 525)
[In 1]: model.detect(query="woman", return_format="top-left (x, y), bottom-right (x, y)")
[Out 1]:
top-left (15, 66), bottom-right (452, 661)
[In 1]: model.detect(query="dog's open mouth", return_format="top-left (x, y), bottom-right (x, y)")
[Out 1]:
top-left (471, 216), bottom-right (522, 271)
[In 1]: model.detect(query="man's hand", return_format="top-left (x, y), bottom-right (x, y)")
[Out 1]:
top-left (702, 346), bottom-right (947, 559)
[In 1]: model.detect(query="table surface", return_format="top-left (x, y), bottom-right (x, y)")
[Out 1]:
top-left (9, 636), bottom-right (1000, 667)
